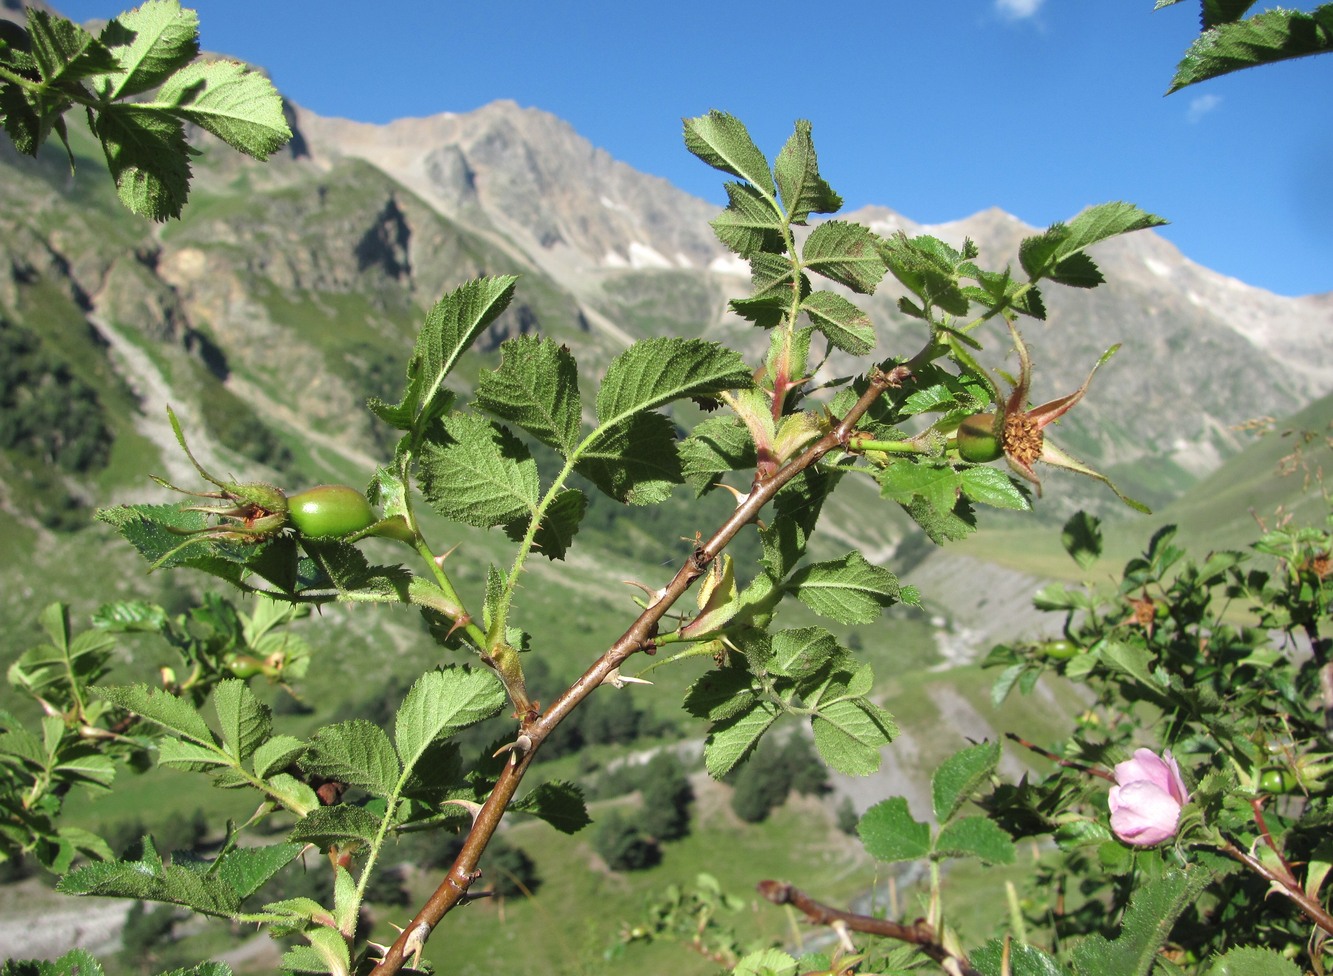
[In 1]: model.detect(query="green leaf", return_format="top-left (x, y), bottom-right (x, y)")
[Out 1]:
top-left (1, 948), bottom-right (109, 976)
top-left (304, 720), bottom-right (400, 799)
top-left (89, 104), bottom-right (192, 219)
top-left (511, 780), bottom-right (591, 834)
top-left (529, 488), bottom-right (586, 560)
top-left (153, 57), bottom-right (290, 158)
top-left (1061, 511), bottom-right (1103, 568)
top-left (858, 797), bottom-right (931, 863)
top-left (811, 699), bottom-right (896, 775)
top-left (575, 411), bottom-right (682, 505)
top-left (251, 735), bottom-right (306, 778)
top-left (264, 773), bottom-right (319, 817)
top-left (594, 337), bottom-right (751, 429)
top-left (680, 416), bottom-right (756, 496)
top-left (733, 948), bottom-right (797, 976)
top-left (682, 110), bottom-right (775, 197)
top-left (289, 926), bottom-right (351, 976)
top-left (932, 740), bottom-right (1001, 822)
top-left (1207, 947), bottom-right (1304, 976)
top-left (1168, 8), bottom-right (1333, 92)
top-left (288, 806), bottom-right (382, 848)
top-left (212, 679), bottom-right (270, 764)
top-left (730, 253), bottom-right (809, 328)
top-left (959, 466), bottom-right (1030, 511)
top-left (475, 335), bottom-right (583, 457)
top-left (683, 663), bottom-right (759, 723)
top-left (972, 940), bottom-right (1066, 976)
top-left (369, 275), bottom-right (517, 433)
top-left (419, 414), bottom-right (539, 529)
top-left (93, 684), bottom-right (215, 745)
top-left (703, 699), bottom-right (780, 778)
top-left (1019, 202), bottom-right (1167, 286)
top-left (394, 667), bottom-right (506, 775)
top-left (767, 628), bottom-right (840, 679)
top-left (57, 836), bottom-right (241, 917)
top-left (877, 460), bottom-right (962, 515)
top-left (933, 815), bottom-right (1015, 864)
top-left (799, 291), bottom-right (875, 354)
top-left (26, 9), bottom-right (119, 85)
top-left (801, 220), bottom-right (886, 294)
top-left (774, 119), bottom-right (842, 223)
top-left (213, 843), bottom-right (303, 900)
top-left (94, 0), bottom-right (199, 99)
top-left (879, 233), bottom-right (972, 317)
top-left (156, 737), bottom-right (230, 772)
top-left (789, 551), bottom-right (902, 625)
top-left (1070, 868), bottom-right (1211, 976)
top-left (711, 181), bottom-right (785, 257)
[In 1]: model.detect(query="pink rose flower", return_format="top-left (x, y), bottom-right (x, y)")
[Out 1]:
top-left (1109, 748), bottom-right (1190, 846)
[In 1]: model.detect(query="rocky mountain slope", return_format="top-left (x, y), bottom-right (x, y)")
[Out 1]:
top-left (1, 15), bottom-right (1329, 596)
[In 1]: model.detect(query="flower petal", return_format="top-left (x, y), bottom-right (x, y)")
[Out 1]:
top-left (1109, 780), bottom-right (1182, 846)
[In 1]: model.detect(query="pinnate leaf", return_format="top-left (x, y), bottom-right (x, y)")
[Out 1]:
top-left (858, 797), bottom-right (930, 863)
top-left (801, 220), bottom-right (886, 294)
top-left (94, 0), bottom-right (199, 99)
top-left (90, 105), bottom-right (192, 220)
top-left (370, 275), bottom-right (516, 433)
top-left (811, 699), bottom-right (896, 774)
top-left (1168, 7), bottom-right (1333, 92)
top-left (789, 551), bottom-right (903, 625)
top-left (711, 181), bottom-right (785, 257)
top-left (800, 291), bottom-right (875, 354)
top-left (304, 720), bottom-right (400, 799)
top-left (27, 9), bottom-right (119, 84)
top-left (475, 335), bottom-right (583, 456)
top-left (594, 337), bottom-right (750, 428)
top-left (155, 57), bottom-right (290, 158)
top-left (288, 805), bottom-right (382, 848)
top-left (1019, 202), bottom-right (1166, 286)
top-left (419, 414), bottom-right (539, 529)
top-left (94, 684), bottom-right (215, 745)
top-left (932, 740), bottom-right (1001, 822)
top-left (702, 699), bottom-right (780, 778)
top-left (394, 667), bottom-right (506, 774)
top-left (934, 815), bottom-right (1016, 864)
top-left (512, 780), bottom-right (592, 834)
top-left (681, 416), bottom-right (756, 496)
top-left (684, 663), bottom-right (760, 723)
top-left (212, 679), bottom-right (270, 764)
top-left (575, 411), bottom-right (682, 506)
top-left (527, 488), bottom-right (586, 560)
top-left (775, 119), bottom-right (842, 222)
top-left (251, 734), bottom-right (306, 778)
top-left (683, 110), bottom-right (776, 196)
top-left (959, 465), bottom-right (1029, 511)
top-left (213, 843), bottom-right (304, 900)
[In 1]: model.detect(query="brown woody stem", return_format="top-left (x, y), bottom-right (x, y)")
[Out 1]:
top-left (756, 880), bottom-right (983, 976)
top-left (370, 366), bottom-right (908, 974)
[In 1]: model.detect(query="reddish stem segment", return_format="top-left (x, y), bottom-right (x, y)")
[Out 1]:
top-left (756, 880), bottom-right (983, 976)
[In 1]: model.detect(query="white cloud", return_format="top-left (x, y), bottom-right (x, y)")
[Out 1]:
top-left (1188, 93), bottom-right (1223, 123)
top-left (996, 0), bottom-right (1045, 19)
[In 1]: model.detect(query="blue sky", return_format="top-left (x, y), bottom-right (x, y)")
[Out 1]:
top-left (56, 1), bottom-right (1333, 297)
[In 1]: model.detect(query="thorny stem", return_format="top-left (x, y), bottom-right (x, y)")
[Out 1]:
top-left (370, 363), bottom-right (912, 975)
top-left (756, 880), bottom-right (984, 976)
top-left (1217, 835), bottom-right (1333, 937)
top-left (1005, 732), bottom-right (1116, 782)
